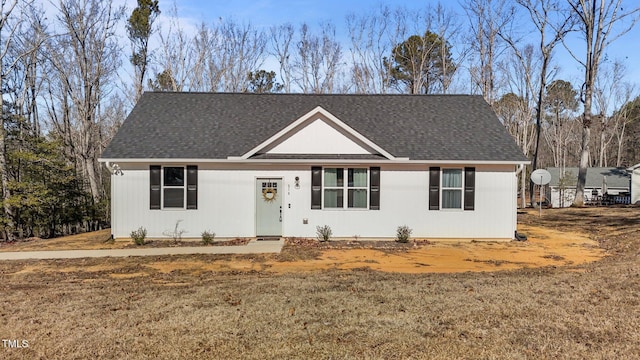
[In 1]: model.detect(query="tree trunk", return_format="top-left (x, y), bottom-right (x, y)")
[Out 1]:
top-left (0, 116), bottom-right (13, 241)
top-left (84, 156), bottom-right (100, 202)
top-left (575, 124), bottom-right (591, 206)
top-left (616, 124), bottom-right (625, 167)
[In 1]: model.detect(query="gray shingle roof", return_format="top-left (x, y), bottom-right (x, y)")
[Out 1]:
top-left (547, 167), bottom-right (630, 189)
top-left (101, 92), bottom-right (528, 162)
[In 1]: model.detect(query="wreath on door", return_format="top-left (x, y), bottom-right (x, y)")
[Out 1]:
top-left (262, 187), bottom-right (277, 202)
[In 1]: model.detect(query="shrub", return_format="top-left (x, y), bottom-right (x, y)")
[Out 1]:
top-left (130, 227), bottom-right (147, 245)
top-left (201, 230), bottom-right (215, 245)
top-left (163, 220), bottom-right (186, 244)
top-left (396, 225), bottom-right (412, 243)
top-left (316, 225), bottom-right (332, 242)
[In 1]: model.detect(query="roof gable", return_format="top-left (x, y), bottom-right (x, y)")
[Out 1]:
top-left (238, 106), bottom-right (396, 160)
top-left (101, 92), bottom-right (529, 163)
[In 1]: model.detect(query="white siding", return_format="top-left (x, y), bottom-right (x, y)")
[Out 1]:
top-left (632, 168), bottom-right (640, 205)
top-left (110, 163), bottom-right (518, 240)
top-left (267, 118), bottom-right (372, 154)
top-left (550, 187), bottom-right (576, 208)
top-left (551, 186), bottom-right (631, 207)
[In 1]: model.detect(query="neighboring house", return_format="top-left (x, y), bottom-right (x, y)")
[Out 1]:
top-left (100, 93), bottom-right (529, 241)
top-left (546, 167), bottom-right (631, 208)
top-left (629, 163), bottom-right (640, 205)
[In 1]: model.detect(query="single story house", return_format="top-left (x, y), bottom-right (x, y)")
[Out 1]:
top-left (546, 167), bottom-right (631, 208)
top-left (629, 163), bottom-right (640, 205)
top-left (100, 93), bottom-right (529, 241)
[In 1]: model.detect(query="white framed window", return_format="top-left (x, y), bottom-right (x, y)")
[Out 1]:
top-left (323, 168), bottom-right (368, 209)
top-left (150, 165), bottom-right (197, 210)
top-left (163, 166), bottom-right (185, 208)
top-left (441, 168), bottom-right (463, 209)
top-left (429, 167), bottom-right (474, 211)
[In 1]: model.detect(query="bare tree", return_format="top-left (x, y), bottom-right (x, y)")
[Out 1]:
top-left (187, 22), bottom-right (224, 92)
top-left (347, 4), bottom-right (463, 95)
top-left (293, 22), bottom-right (343, 93)
top-left (497, 44), bottom-right (540, 208)
top-left (590, 61), bottom-right (637, 167)
top-left (5, 5), bottom-right (46, 136)
top-left (0, 0), bottom-right (45, 240)
top-left (612, 85), bottom-right (638, 166)
top-left (500, 0), bottom-right (575, 206)
top-left (565, 0), bottom-right (640, 206)
top-left (154, 4), bottom-right (192, 91)
top-left (462, 0), bottom-right (514, 105)
top-left (617, 95), bottom-right (640, 166)
top-left (43, 0), bottom-right (124, 205)
top-left (495, 92), bottom-right (536, 208)
top-left (176, 19), bottom-right (266, 93)
top-left (432, 3), bottom-right (464, 94)
top-left (346, 6), bottom-right (404, 94)
top-left (269, 24), bottom-right (295, 93)
top-left (218, 20), bottom-right (267, 92)
top-left (543, 79), bottom-right (579, 169)
top-left (0, 0), bottom-right (20, 241)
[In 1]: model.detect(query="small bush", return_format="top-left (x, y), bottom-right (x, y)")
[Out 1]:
top-left (130, 227), bottom-right (147, 245)
top-left (163, 220), bottom-right (186, 244)
top-left (396, 225), bottom-right (412, 243)
top-left (201, 230), bottom-right (215, 245)
top-left (316, 225), bottom-right (332, 242)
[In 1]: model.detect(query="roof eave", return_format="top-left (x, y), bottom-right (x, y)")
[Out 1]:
top-left (627, 163), bottom-right (640, 171)
top-left (99, 157), bottom-right (529, 165)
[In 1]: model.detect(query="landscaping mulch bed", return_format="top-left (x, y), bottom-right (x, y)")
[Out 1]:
top-left (123, 238), bottom-right (251, 248)
top-left (285, 237), bottom-right (431, 250)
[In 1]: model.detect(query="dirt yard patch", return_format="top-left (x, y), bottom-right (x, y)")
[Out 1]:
top-left (0, 215), bottom-right (605, 274)
top-left (269, 221), bottom-right (604, 273)
top-left (0, 209), bottom-right (608, 274)
top-left (0, 207), bottom-right (638, 359)
top-left (0, 230), bottom-right (250, 252)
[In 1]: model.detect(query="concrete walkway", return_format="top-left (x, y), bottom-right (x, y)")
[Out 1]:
top-left (0, 239), bottom-right (284, 260)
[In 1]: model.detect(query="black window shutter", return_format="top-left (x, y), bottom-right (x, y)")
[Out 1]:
top-left (150, 165), bottom-right (161, 209)
top-left (187, 165), bottom-right (198, 209)
top-left (369, 167), bottom-right (380, 210)
top-left (464, 167), bottom-right (475, 211)
top-left (311, 167), bottom-right (322, 209)
top-left (429, 167), bottom-right (440, 210)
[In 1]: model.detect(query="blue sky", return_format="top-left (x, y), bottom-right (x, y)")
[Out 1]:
top-left (159, 0), bottom-right (640, 92)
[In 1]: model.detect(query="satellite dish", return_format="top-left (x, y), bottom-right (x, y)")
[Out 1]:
top-left (531, 169), bottom-right (551, 185)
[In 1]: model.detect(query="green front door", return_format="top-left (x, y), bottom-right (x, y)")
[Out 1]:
top-left (256, 178), bottom-right (283, 237)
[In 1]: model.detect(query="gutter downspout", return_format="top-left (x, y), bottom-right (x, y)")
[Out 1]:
top-left (105, 161), bottom-right (115, 174)
top-left (104, 162), bottom-right (116, 239)
top-left (514, 163), bottom-right (526, 240)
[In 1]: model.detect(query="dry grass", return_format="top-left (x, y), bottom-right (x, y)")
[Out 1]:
top-left (1, 207), bottom-right (639, 359)
top-left (0, 229), bottom-right (114, 252)
top-left (0, 230), bottom-right (250, 252)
